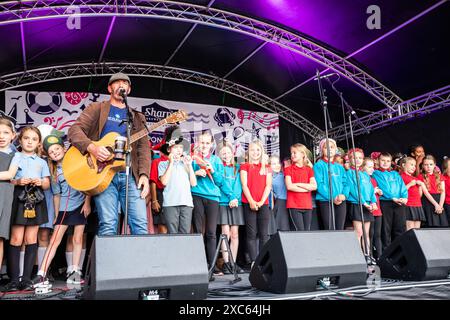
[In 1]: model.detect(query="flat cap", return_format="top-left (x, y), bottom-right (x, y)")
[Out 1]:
top-left (108, 72), bottom-right (131, 86)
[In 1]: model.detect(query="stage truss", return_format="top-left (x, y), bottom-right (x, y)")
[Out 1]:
top-left (0, 0), bottom-right (404, 111)
top-left (0, 62), bottom-right (325, 138)
top-left (328, 84), bottom-right (450, 141)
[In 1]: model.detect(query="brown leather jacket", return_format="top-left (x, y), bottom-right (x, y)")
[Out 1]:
top-left (67, 100), bottom-right (151, 185)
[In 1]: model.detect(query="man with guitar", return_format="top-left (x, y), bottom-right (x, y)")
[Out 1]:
top-left (68, 73), bottom-right (151, 236)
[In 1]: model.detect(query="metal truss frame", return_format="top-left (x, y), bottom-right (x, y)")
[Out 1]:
top-left (0, 0), bottom-right (403, 110)
top-left (328, 84), bottom-right (450, 141)
top-left (0, 62), bottom-right (325, 138)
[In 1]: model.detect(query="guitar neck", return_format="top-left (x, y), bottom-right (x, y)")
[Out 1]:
top-left (130, 119), bottom-right (168, 144)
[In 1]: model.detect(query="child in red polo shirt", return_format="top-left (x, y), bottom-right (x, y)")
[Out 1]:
top-left (442, 158), bottom-right (450, 226)
top-left (240, 139), bottom-right (272, 265)
top-left (419, 155), bottom-right (447, 227)
top-left (149, 140), bottom-right (169, 234)
top-left (284, 143), bottom-right (316, 231)
top-left (400, 157), bottom-right (428, 230)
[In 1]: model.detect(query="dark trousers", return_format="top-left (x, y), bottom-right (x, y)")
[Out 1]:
top-left (243, 204), bottom-right (270, 262)
top-left (310, 208), bottom-right (320, 230)
top-left (380, 200), bottom-right (406, 250)
top-left (192, 196), bottom-right (219, 266)
top-left (370, 216), bottom-right (383, 259)
top-left (445, 204), bottom-right (450, 227)
top-left (289, 209), bottom-right (312, 231)
top-left (318, 201), bottom-right (346, 230)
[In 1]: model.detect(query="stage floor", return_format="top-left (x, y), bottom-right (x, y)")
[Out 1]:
top-left (1, 272), bottom-right (450, 300)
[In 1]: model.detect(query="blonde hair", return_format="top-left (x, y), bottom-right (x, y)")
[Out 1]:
top-left (269, 154), bottom-right (280, 163)
top-left (318, 138), bottom-right (337, 158)
top-left (290, 143), bottom-right (313, 168)
top-left (247, 139), bottom-right (268, 175)
top-left (0, 118), bottom-right (15, 133)
top-left (399, 156), bottom-right (416, 174)
top-left (362, 157), bottom-right (374, 169)
top-left (421, 155), bottom-right (442, 192)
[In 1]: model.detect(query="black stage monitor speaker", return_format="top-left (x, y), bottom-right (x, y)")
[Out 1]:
top-left (379, 228), bottom-right (450, 281)
top-left (249, 231), bottom-right (367, 294)
top-left (83, 234), bottom-right (209, 300)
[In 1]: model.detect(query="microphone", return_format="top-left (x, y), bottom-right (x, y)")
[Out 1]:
top-left (118, 88), bottom-right (127, 100)
top-left (314, 73), bottom-right (337, 81)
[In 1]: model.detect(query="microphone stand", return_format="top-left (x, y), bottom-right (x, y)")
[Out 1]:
top-left (316, 70), bottom-right (335, 230)
top-left (326, 78), bottom-right (372, 262)
top-left (120, 91), bottom-right (133, 235)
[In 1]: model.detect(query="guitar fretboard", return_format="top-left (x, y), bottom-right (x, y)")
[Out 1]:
top-left (130, 119), bottom-right (168, 144)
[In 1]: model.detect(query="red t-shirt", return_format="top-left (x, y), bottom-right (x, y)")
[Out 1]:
top-left (401, 172), bottom-right (422, 207)
top-left (444, 175), bottom-right (450, 205)
top-left (240, 163), bottom-right (272, 205)
top-left (284, 165), bottom-right (314, 210)
top-left (150, 155), bottom-right (168, 190)
top-left (370, 177), bottom-right (382, 216)
top-left (419, 173), bottom-right (444, 194)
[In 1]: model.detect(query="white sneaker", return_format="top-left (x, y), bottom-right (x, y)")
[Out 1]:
top-left (66, 270), bottom-right (84, 285)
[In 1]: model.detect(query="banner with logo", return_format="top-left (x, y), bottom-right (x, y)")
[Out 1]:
top-left (4, 91), bottom-right (280, 159)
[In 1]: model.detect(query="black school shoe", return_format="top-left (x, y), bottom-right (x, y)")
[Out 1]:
top-left (19, 278), bottom-right (34, 291)
top-left (1, 280), bottom-right (20, 292)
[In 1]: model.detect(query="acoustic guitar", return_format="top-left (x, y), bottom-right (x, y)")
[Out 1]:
top-left (62, 110), bottom-right (188, 196)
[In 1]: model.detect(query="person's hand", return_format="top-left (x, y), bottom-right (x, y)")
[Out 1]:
top-left (375, 187), bottom-right (383, 196)
top-left (249, 200), bottom-right (258, 211)
top-left (256, 200), bottom-right (265, 208)
top-left (81, 202), bottom-right (91, 218)
top-left (417, 154), bottom-right (425, 163)
top-left (17, 177), bottom-right (31, 186)
top-left (196, 169), bottom-right (207, 177)
top-left (205, 162), bottom-right (214, 173)
top-left (399, 198), bottom-right (408, 205)
top-left (229, 199), bottom-right (238, 208)
top-left (138, 175), bottom-right (149, 199)
top-left (168, 153), bottom-right (175, 163)
top-left (363, 203), bottom-right (372, 211)
top-left (434, 205), bottom-right (443, 214)
top-left (31, 178), bottom-right (42, 186)
top-left (410, 180), bottom-right (417, 186)
top-left (182, 155), bottom-right (193, 166)
top-left (338, 194), bottom-right (346, 202)
top-left (333, 197), bottom-right (342, 205)
top-left (151, 200), bottom-right (161, 213)
top-left (88, 144), bottom-right (111, 162)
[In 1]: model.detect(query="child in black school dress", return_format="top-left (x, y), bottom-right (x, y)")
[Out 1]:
top-left (0, 126), bottom-right (50, 291)
top-left (419, 155), bottom-right (447, 227)
top-left (0, 118), bottom-right (16, 279)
